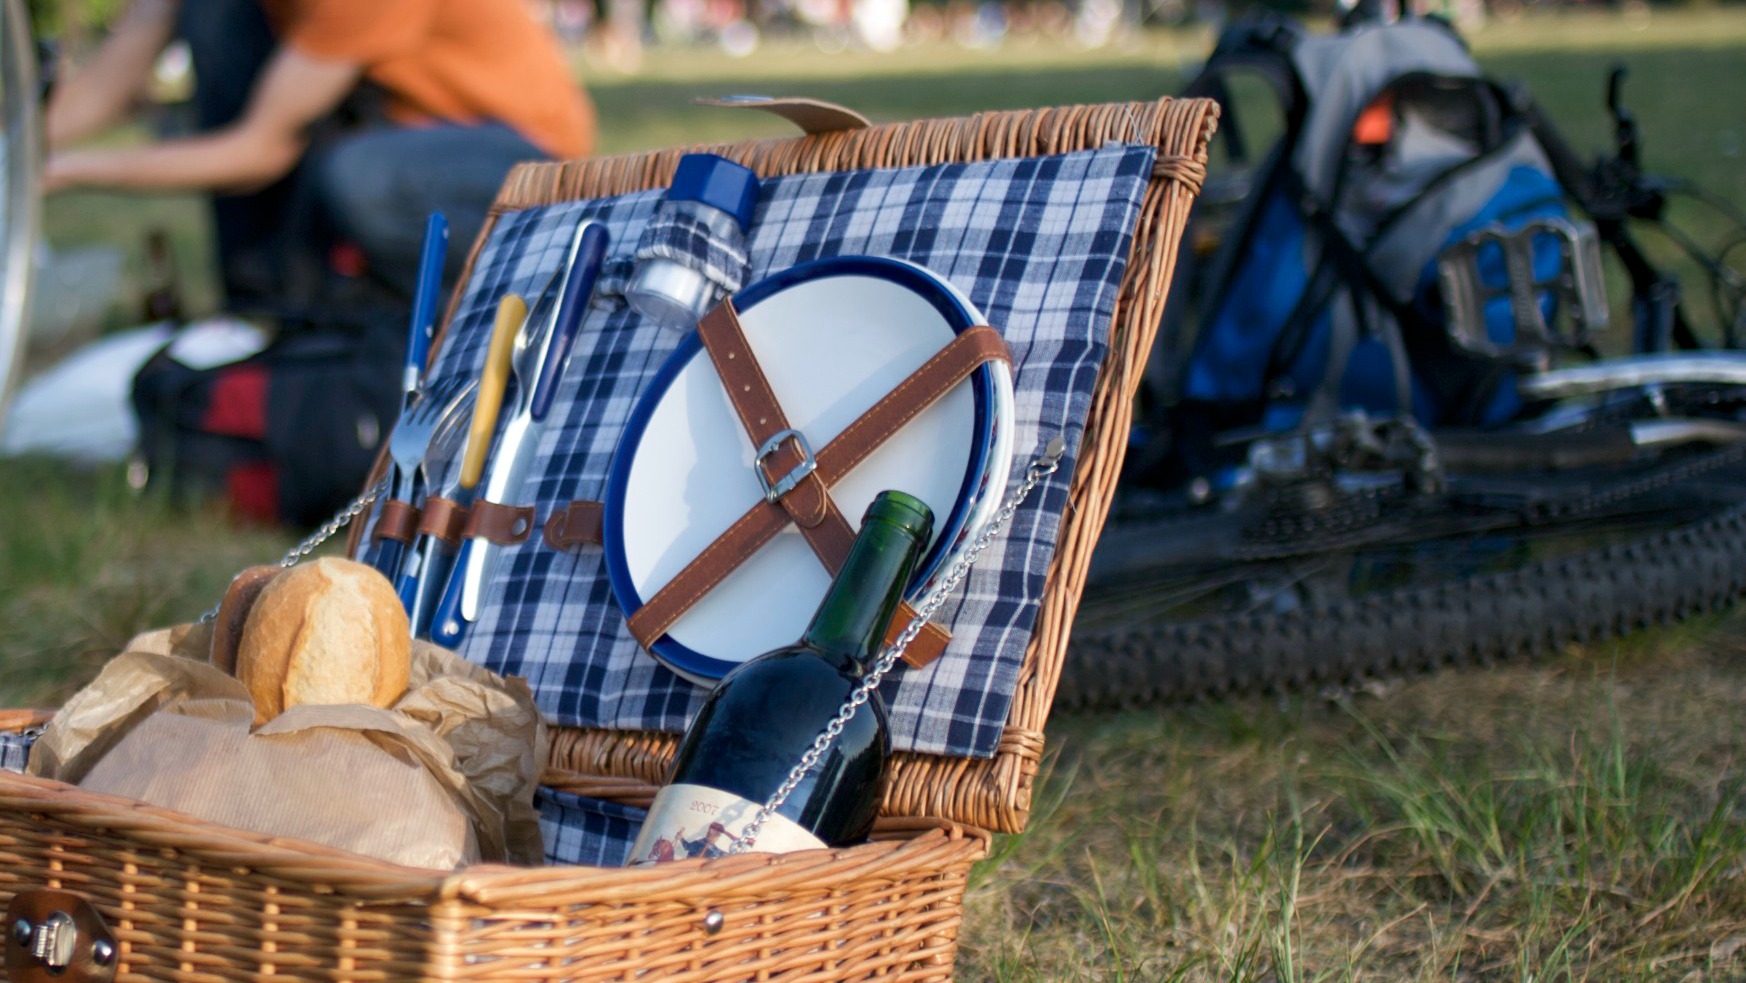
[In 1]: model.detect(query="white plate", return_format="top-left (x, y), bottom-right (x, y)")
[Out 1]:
top-left (922, 270), bottom-right (1017, 597)
top-left (604, 256), bottom-right (1012, 684)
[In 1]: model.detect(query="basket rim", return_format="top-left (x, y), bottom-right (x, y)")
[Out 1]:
top-left (0, 766), bottom-right (987, 901)
top-left (442, 819), bottom-right (987, 905)
top-left (472, 96), bottom-right (1213, 211)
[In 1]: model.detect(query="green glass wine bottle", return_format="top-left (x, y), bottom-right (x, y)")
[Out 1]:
top-left (628, 490), bottom-right (935, 863)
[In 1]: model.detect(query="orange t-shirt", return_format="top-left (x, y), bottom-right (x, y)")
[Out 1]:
top-left (258, 0), bottom-right (594, 160)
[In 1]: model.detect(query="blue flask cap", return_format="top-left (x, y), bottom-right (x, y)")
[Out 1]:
top-left (667, 154), bottom-right (760, 231)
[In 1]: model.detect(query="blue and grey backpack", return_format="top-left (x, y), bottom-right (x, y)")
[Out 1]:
top-left (1139, 14), bottom-right (1586, 485)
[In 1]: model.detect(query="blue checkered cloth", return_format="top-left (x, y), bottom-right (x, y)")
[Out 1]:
top-left (1, 730), bottom-right (34, 774)
top-left (390, 144), bottom-right (1155, 759)
top-left (536, 786), bottom-right (647, 866)
top-left (632, 210), bottom-right (750, 296)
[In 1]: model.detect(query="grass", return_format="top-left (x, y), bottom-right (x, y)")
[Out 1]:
top-left (10, 8), bottom-right (1746, 979)
top-left (0, 457), bottom-right (291, 703)
top-left (964, 624), bottom-right (1746, 980)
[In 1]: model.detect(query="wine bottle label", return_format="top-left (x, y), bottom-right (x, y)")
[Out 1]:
top-left (628, 783), bottom-right (827, 864)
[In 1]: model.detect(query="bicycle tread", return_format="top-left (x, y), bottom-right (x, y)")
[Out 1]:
top-left (1058, 502), bottom-right (1746, 710)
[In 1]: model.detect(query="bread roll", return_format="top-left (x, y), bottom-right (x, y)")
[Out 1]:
top-left (236, 557), bottom-right (411, 726)
top-left (210, 565), bottom-right (281, 676)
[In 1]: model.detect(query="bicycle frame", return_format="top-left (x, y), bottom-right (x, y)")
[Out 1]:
top-left (0, 0), bottom-right (40, 438)
top-left (1510, 77), bottom-right (1702, 356)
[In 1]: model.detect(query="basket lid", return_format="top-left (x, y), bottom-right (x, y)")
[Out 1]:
top-left (358, 97), bottom-right (1218, 834)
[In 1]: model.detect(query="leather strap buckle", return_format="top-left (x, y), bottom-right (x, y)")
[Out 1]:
top-left (754, 428), bottom-right (817, 504)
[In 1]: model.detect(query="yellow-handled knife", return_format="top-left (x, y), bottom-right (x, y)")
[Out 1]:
top-left (462, 294), bottom-right (525, 490)
top-left (407, 293), bottom-right (526, 640)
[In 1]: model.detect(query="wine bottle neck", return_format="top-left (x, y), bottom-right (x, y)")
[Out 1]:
top-left (801, 507), bottom-right (930, 670)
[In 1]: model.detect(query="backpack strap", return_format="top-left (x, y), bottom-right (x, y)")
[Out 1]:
top-left (1181, 15), bottom-right (1307, 173)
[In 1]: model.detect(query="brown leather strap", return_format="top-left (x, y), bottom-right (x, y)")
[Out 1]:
top-left (373, 499), bottom-right (421, 543)
top-left (545, 500), bottom-right (605, 550)
top-left (890, 601), bottom-right (950, 666)
top-left (461, 500), bottom-right (537, 546)
top-left (417, 497), bottom-right (472, 545)
top-left (697, 300), bottom-right (842, 536)
top-left (812, 325), bottom-right (1011, 482)
top-left (627, 317), bottom-right (1012, 668)
top-left (695, 301), bottom-right (944, 665)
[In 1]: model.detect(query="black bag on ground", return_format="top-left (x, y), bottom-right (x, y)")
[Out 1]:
top-left (130, 325), bottom-right (401, 528)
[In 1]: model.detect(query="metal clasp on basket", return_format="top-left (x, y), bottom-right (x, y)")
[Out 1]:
top-left (6, 890), bottom-right (117, 983)
top-left (753, 428), bottom-right (817, 504)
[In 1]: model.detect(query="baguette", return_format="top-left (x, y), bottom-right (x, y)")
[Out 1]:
top-left (235, 557), bottom-right (411, 726)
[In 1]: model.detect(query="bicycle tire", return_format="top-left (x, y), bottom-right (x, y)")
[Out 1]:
top-left (1059, 470), bottom-right (1746, 710)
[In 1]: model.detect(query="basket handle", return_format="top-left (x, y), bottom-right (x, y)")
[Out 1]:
top-left (692, 95), bottom-right (871, 136)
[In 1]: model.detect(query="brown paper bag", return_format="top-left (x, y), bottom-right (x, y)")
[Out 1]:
top-left (28, 623), bottom-right (546, 870)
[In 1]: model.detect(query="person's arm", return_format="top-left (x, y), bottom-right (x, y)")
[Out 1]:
top-left (44, 0), bottom-right (179, 150)
top-left (44, 46), bottom-right (361, 194)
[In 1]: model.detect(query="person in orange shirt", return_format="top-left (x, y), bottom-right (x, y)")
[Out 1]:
top-left (44, 0), bottom-right (596, 310)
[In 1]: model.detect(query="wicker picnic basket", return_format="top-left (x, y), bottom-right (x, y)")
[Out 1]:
top-left (0, 95), bottom-right (1215, 983)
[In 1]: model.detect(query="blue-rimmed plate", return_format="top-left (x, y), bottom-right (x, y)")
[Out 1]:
top-left (604, 256), bottom-right (1013, 685)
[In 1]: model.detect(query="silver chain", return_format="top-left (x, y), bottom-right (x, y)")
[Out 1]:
top-left (198, 479), bottom-right (390, 623)
top-left (732, 436), bottom-right (1067, 852)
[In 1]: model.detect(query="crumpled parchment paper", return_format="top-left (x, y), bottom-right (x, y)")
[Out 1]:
top-left (28, 622), bottom-right (546, 870)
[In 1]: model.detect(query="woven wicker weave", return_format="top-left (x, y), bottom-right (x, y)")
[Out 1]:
top-left (3, 96), bottom-right (1215, 982)
top-left (0, 768), bottom-right (986, 982)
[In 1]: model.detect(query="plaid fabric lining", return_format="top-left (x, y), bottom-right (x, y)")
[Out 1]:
top-left (0, 730), bottom-right (33, 774)
top-left (633, 211), bottom-right (751, 295)
top-left (400, 144), bottom-right (1155, 759)
top-left (536, 786), bottom-right (647, 866)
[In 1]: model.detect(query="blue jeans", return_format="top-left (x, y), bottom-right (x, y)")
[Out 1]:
top-left (313, 123), bottom-right (546, 298)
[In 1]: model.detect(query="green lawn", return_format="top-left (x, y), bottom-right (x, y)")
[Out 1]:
top-left (10, 9), bottom-right (1746, 980)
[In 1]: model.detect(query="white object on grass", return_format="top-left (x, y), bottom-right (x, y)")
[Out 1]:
top-left (0, 317), bottom-right (266, 462)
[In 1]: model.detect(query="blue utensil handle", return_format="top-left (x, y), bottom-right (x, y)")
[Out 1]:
top-left (529, 222), bottom-right (610, 422)
top-left (407, 539), bottom-right (458, 641)
top-left (371, 537), bottom-right (406, 586)
top-left (394, 545), bottom-right (424, 615)
top-left (403, 212), bottom-right (450, 391)
top-left (428, 540), bottom-right (475, 648)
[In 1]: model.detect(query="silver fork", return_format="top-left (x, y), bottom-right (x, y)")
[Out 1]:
top-left (416, 383), bottom-right (477, 512)
top-left (395, 380), bottom-right (477, 621)
top-left (369, 373), bottom-right (471, 578)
